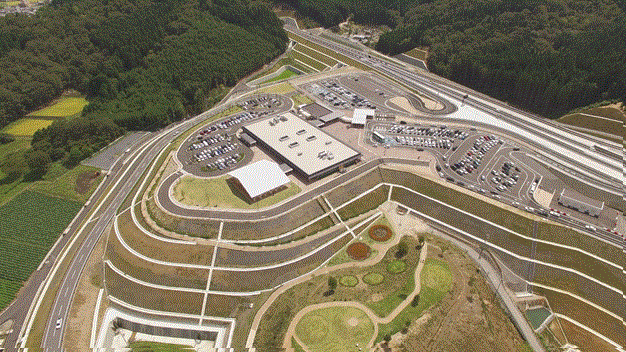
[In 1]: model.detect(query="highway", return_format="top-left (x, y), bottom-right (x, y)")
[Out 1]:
top-left (5, 21), bottom-right (620, 351)
top-left (11, 101), bottom-right (234, 350)
top-left (283, 24), bottom-right (622, 194)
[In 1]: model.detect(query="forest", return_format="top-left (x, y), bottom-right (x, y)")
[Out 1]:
top-left (276, 0), bottom-right (625, 118)
top-left (0, 0), bottom-right (287, 172)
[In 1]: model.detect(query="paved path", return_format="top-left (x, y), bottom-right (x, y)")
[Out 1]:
top-left (245, 214), bottom-right (427, 350)
top-left (282, 244), bottom-right (429, 351)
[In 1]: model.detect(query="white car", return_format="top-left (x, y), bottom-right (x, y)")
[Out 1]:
top-left (56, 318), bottom-right (62, 329)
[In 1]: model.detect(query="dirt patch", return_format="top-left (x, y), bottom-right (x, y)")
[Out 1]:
top-left (347, 242), bottom-right (371, 260)
top-left (369, 224), bottom-right (392, 242)
top-left (75, 171), bottom-right (100, 195)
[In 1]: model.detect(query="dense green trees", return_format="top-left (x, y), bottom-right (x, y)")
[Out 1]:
top-left (0, 0), bottom-right (287, 174)
top-left (376, 0), bottom-right (625, 118)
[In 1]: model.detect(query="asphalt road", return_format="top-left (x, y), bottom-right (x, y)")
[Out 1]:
top-left (0, 133), bottom-right (149, 352)
top-left (6, 21), bottom-right (619, 351)
top-left (30, 101), bottom-right (238, 350)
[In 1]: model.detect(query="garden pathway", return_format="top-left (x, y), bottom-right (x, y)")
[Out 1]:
top-left (282, 243), bottom-right (428, 351)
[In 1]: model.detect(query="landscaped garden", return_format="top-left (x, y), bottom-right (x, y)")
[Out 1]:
top-left (295, 306), bottom-right (374, 352)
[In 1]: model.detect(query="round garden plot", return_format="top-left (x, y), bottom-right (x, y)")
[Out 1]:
top-left (347, 242), bottom-right (371, 260)
top-left (386, 260), bottom-right (407, 274)
top-left (363, 272), bottom-right (384, 285)
top-left (339, 275), bottom-right (358, 287)
top-left (368, 224), bottom-right (392, 242)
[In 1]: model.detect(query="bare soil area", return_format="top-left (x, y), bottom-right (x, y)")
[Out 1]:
top-left (75, 171), bottom-right (100, 195)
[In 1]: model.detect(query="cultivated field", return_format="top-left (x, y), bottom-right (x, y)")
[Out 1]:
top-left (1, 118), bottom-right (53, 136)
top-left (0, 191), bottom-right (81, 311)
top-left (173, 175), bottom-right (300, 209)
top-left (27, 97), bottom-right (88, 119)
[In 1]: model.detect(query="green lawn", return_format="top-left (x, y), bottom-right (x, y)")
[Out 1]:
top-left (0, 191), bottom-right (82, 311)
top-left (264, 68), bottom-right (299, 83)
top-left (27, 97), bottom-right (88, 119)
top-left (129, 341), bottom-right (195, 351)
top-left (174, 175), bottom-right (301, 209)
top-left (295, 306), bottom-right (374, 352)
top-left (1, 119), bottom-right (53, 136)
top-left (375, 258), bottom-right (452, 342)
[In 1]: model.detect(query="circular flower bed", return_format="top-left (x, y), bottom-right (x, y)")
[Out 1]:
top-left (347, 242), bottom-right (371, 260)
top-left (363, 272), bottom-right (384, 285)
top-left (368, 224), bottom-right (392, 242)
top-left (386, 260), bottom-right (407, 274)
top-left (339, 275), bottom-right (359, 287)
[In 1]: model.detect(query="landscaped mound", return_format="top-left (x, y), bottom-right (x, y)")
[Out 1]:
top-left (363, 272), bottom-right (384, 285)
top-left (386, 260), bottom-right (407, 274)
top-left (347, 242), bottom-right (371, 260)
top-left (339, 275), bottom-right (359, 287)
top-left (369, 224), bottom-right (392, 242)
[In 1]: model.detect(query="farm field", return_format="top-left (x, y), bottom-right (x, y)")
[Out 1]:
top-left (27, 97), bottom-right (88, 119)
top-left (173, 175), bottom-right (301, 209)
top-left (1, 118), bottom-right (53, 136)
top-left (295, 306), bottom-right (374, 352)
top-left (0, 191), bottom-right (82, 311)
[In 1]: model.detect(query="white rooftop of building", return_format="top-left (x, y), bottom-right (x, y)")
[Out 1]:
top-left (352, 108), bottom-right (375, 125)
top-left (228, 160), bottom-right (289, 199)
top-left (243, 113), bottom-right (360, 177)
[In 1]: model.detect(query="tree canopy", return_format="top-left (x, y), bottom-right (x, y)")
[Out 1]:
top-left (0, 0), bottom-right (287, 173)
top-left (278, 0), bottom-right (625, 118)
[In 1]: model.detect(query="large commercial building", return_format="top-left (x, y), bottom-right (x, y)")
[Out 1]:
top-left (243, 113), bottom-right (361, 180)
